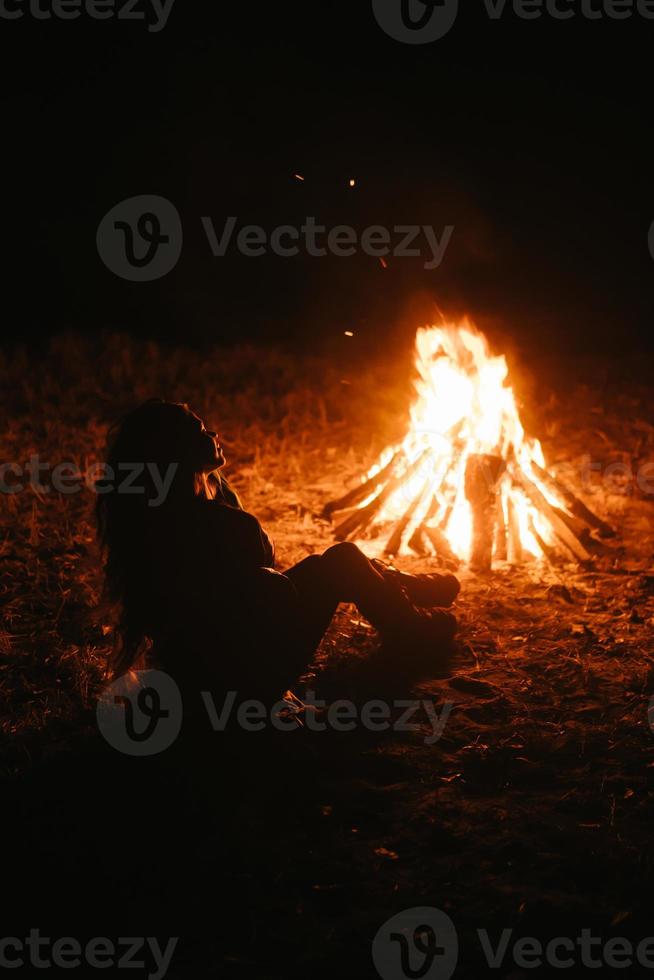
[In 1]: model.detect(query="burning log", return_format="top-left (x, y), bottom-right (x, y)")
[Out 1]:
top-left (551, 505), bottom-right (591, 544)
top-left (531, 461), bottom-right (616, 538)
top-left (511, 468), bottom-right (591, 564)
top-left (322, 451), bottom-right (400, 519)
top-left (506, 496), bottom-right (522, 564)
top-left (528, 515), bottom-right (557, 565)
top-left (423, 525), bottom-right (460, 568)
top-left (425, 494), bottom-right (462, 567)
top-left (494, 496), bottom-right (508, 562)
top-left (408, 494), bottom-right (438, 556)
top-left (464, 454), bottom-right (506, 571)
top-left (334, 450), bottom-right (429, 541)
top-left (407, 524), bottom-right (428, 556)
top-left (384, 480), bottom-right (430, 556)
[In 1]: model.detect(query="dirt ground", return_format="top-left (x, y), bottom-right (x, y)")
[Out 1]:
top-left (2, 333), bottom-right (654, 978)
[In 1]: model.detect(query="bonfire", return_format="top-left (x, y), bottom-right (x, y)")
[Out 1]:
top-left (324, 320), bottom-right (614, 570)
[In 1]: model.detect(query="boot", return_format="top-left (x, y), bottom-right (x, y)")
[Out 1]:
top-left (370, 590), bottom-right (456, 683)
top-left (371, 559), bottom-right (460, 608)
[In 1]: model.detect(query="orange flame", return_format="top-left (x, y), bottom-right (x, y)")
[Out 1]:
top-left (361, 320), bottom-right (562, 562)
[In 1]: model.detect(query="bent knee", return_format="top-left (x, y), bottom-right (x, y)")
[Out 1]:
top-left (322, 541), bottom-right (368, 572)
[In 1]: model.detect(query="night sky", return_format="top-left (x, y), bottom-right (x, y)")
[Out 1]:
top-left (1, 1), bottom-right (652, 361)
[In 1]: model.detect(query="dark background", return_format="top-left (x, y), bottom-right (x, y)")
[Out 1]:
top-left (1, 0), bottom-right (652, 362)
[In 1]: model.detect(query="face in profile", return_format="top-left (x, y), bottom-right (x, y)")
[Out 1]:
top-left (104, 400), bottom-right (226, 494)
top-left (186, 410), bottom-right (225, 472)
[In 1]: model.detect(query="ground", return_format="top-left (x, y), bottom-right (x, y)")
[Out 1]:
top-left (2, 332), bottom-right (654, 978)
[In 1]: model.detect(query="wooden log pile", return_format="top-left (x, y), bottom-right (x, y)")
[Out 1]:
top-left (323, 448), bottom-right (615, 570)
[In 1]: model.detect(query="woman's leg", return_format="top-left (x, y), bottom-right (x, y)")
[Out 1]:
top-left (284, 555), bottom-right (340, 655)
top-left (285, 543), bottom-right (457, 696)
top-left (370, 558), bottom-right (460, 607)
top-left (285, 542), bottom-right (456, 643)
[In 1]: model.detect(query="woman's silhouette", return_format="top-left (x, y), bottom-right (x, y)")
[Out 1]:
top-left (97, 399), bottom-right (459, 713)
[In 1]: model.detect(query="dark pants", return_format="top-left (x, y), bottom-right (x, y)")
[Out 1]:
top-left (162, 543), bottom-right (454, 730)
top-left (284, 542), bottom-right (421, 658)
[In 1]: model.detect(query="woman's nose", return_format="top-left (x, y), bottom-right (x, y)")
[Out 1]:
top-left (207, 430), bottom-right (217, 438)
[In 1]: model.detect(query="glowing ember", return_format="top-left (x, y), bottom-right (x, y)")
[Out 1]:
top-left (326, 319), bottom-right (613, 568)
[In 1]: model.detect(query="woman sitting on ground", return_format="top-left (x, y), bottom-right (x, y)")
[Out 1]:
top-left (96, 399), bottom-right (459, 711)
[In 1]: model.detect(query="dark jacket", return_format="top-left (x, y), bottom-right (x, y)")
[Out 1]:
top-left (151, 482), bottom-right (304, 706)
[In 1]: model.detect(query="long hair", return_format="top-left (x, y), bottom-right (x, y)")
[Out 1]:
top-left (96, 399), bottom-right (216, 677)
